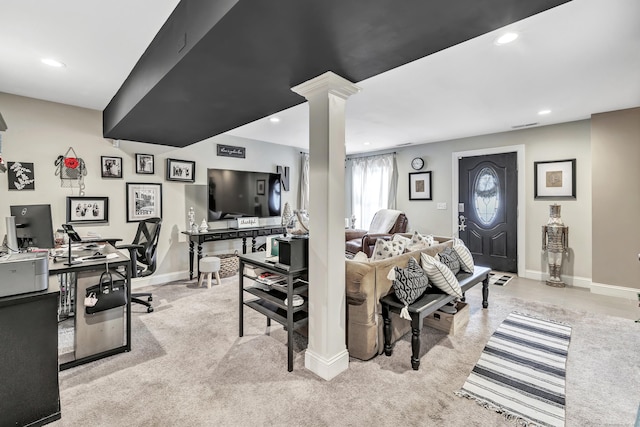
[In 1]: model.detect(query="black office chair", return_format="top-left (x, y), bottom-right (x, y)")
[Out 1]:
top-left (117, 217), bottom-right (162, 313)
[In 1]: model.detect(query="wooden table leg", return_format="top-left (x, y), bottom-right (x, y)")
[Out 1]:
top-left (482, 274), bottom-right (489, 308)
top-left (411, 315), bottom-right (422, 370)
top-left (188, 240), bottom-right (195, 280)
top-left (382, 303), bottom-right (393, 356)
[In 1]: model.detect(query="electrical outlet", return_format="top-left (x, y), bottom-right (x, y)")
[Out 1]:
top-left (437, 202), bottom-right (447, 210)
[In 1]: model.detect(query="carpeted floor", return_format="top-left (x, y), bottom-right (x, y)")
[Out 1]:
top-left (51, 277), bottom-right (640, 427)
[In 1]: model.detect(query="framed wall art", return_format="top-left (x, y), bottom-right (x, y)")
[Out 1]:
top-left (126, 182), bottom-right (162, 222)
top-left (409, 171), bottom-right (432, 201)
top-left (135, 153), bottom-right (154, 174)
top-left (66, 196), bottom-right (109, 224)
top-left (7, 161), bottom-right (35, 190)
top-left (166, 158), bottom-right (195, 182)
top-left (101, 156), bottom-right (123, 178)
top-left (534, 159), bottom-right (576, 199)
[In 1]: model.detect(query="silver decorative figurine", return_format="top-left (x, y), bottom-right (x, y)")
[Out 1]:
top-left (542, 204), bottom-right (569, 287)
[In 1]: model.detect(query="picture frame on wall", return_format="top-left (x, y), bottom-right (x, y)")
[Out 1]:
top-left (135, 153), bottom-right (155, 174)
top-left (66, 196), bottom-right (109, 224)
top-left (534, 159), bottom-right (576, 199)
top-left (101, 156), bottom-right (123, 178)
top-left (409, 171), bottom-right (432, 201)
top-left (166, 158), bottom-right (195, 182)
top-left (126, 182), bottom-right (162, 222)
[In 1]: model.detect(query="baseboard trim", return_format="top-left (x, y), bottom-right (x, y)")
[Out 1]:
top-left (131, 270), bottom-right (189, 290)
top-left (305, 348), bottom-right (349, 381)
top-left (522, 270), bottom-right (591, 289)
top-left (590, 282), bottom-right (639, 300)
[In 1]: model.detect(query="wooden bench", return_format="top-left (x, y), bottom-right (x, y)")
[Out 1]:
top-left (380, 266), bottom-right (491, 370)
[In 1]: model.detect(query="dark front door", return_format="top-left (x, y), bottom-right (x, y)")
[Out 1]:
top-left (458, 152), bottom-right (517, 273)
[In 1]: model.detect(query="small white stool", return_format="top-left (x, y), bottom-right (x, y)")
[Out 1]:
top-left (199, 256), bottom-right (222, 289)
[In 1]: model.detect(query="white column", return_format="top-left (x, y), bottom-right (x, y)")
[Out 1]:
top-left (292, 72), bottom-right (360, 380)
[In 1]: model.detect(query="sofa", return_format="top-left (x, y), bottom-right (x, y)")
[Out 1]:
top-left (345, 236), bottom-right (489, 361)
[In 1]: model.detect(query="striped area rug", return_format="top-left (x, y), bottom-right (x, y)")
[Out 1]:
top-left (455, 312), bottom-right (572, 427)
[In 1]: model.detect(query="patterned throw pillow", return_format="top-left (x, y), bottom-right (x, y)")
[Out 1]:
top-left (371, 238), bottom-right (405, 261)
top-left (392, 233), bottom-right (412, 247)
top-left (389, 257), bottom-right (429, 320)
top-left (437, 247), bottom-right (461, 275)
top-left (411, 231), bottom-right (435, 247)
top-left (420, 252), bottom-right (463, 298)
top-left (452, 238), bottom-right (474, 273)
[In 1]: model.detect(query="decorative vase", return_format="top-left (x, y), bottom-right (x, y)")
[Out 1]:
top-left (542, 204), bottom-right (569, 287)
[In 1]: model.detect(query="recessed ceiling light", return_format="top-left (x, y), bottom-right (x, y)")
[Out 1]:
top-left (538, 109), bottom-right (552, 115)
top-left (495, 32), bottom-right (518, 45)
top-left (363, 141), bottom-right (370, 146)
top-left (268, 116), bottom-right (280, 123)
top-left (41, 58), bottom-right (66, 68)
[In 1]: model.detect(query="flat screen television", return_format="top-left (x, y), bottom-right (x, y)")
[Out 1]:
top-left (10, 204), bottom-right (55, 249)
top-left (207, 169), bottom-right (281, 221)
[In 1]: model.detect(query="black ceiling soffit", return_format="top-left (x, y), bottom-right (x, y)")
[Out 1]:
top-left (103, 0), bottom-right (572, 148)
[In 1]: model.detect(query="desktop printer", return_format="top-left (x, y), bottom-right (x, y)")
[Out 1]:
top-left (0, 252), bottom-right (49, 298)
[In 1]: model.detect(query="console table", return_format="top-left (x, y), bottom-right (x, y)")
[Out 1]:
top-left (182, 226), bottom-right (285, 280)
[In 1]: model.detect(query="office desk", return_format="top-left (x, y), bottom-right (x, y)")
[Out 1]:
top-left (0, 279), bottom-right (61, 426)
top-left (182, 226), bottom-right (285, 280)
top-left (50, 244), bottom-right (132, 371)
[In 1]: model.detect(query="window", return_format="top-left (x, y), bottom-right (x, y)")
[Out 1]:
top-left (473, 166), bottom-right (499, 225)
top-left (349, 153), bottom-right (397, 230)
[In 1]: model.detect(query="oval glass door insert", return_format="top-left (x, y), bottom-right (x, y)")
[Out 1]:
top-left (473, 167), bottom-right (500, 225)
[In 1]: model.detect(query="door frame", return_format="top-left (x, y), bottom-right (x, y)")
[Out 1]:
top-left (451, 144), bottom-right (525, 275)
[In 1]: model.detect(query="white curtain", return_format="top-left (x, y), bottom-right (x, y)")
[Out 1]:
top-left (299, 152), bottom-right (309, 211)
top-left (349, 153), bottom-right (397, 230)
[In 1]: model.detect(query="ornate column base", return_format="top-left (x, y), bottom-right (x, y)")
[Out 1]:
top-left (545, 278), bottom-right (566, 288)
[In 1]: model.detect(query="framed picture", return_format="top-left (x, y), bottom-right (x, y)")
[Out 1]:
top-left (135, 153), bottom-right (154, 174)
top-left (7, 161), bottom-right (35, 190)
top-left (534, 159), bottom-right (576, 199)
top-left (166, 158), bottom-right (195, 182)
top-left (66, 196), bottom-right (109, 224)
top-left (257, 179), bottom-right (265, 195)
top-left (409, 171), bottom-right (432, 201)
top-left (101, 156), bottom-right (123, 178)
top-left (126, 182), bottom-right (162, 222)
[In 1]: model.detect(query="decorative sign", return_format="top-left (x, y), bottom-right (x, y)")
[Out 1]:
top-left (217, 144), bottom-right (245, 159)
top-left (237, 217), bottom-right (259, 229)
top-left (277, 165), bottom-right (290, 191)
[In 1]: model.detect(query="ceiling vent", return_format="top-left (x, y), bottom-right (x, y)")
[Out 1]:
top-left (511, 122), bottom-right (539, 129)
top-left (396, 142), bottom-right (412, 147)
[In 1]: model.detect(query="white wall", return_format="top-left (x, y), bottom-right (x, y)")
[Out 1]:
top-left (0, 92), bottom-right (300, 283)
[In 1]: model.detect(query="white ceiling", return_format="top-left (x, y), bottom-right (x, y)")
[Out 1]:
top-left (1, 0), bottom-right (638, 154)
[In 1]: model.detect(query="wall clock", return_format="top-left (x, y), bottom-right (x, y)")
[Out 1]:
top-left (411, 157), bottom-right (424, 170)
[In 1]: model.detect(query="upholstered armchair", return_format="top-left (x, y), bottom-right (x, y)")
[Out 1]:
top-left (345, 209), bottom-right (408, 257)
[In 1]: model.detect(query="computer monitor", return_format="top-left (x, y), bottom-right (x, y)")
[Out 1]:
top-left (9, 204), bottom-right (55, 249)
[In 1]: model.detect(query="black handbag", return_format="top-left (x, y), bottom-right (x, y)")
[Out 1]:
top-left (85, 271), bottom-right (127, 314)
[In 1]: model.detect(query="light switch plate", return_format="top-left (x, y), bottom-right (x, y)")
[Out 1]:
top-left (437, 202), bottom-right (447, 210)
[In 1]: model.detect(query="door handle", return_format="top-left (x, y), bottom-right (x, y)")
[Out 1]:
top-left (458, 215), bottom-right (467, 232)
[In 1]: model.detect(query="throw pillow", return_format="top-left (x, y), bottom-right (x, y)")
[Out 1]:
top-left (452, 238), bottom-right (474, 273)
top-left (352, 251), bottom-right (369, 262)
top-left (388, 257), bottom-right (429, 320)
top-left (411, 231), bottom-right (435, 247)
top-left (420, 252), bottom-right (463, 298)
top-left (437, 247), bottom-right (461, 275)
top-left (392, 233), bottom-right (412, 247)
top-left (371, 238), bottom-right (405, 261)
